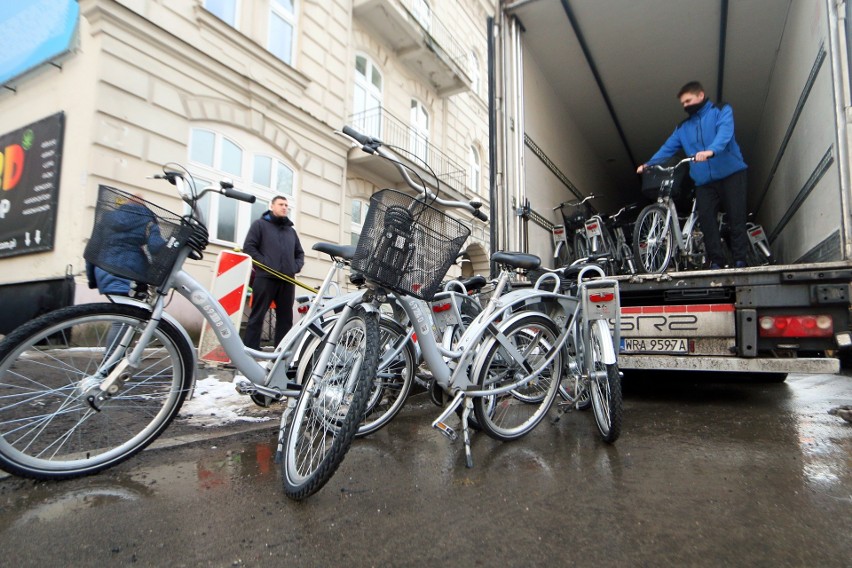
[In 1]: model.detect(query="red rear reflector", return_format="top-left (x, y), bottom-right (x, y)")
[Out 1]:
top-left (750, 228), bottom-right (763, 236)
top-left (589, 292), bottom-right (615, 303)
top-left (758, 315), bottom-right (833, 338)
top-left (554, 228), bottom-right (564, 235)
top-left (586, 223), bottom-right (598, 230)
top-left (432, 303), bottom-right (451, 313)
top-left (297, 305), bottom-right (309, 314)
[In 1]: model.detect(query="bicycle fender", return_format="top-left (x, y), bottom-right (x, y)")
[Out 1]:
top-left (593, 319), bottom-right (617, 365)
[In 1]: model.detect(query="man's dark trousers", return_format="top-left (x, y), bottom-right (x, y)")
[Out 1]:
top-left (244, 276), bottom-right (295, 350)
top-left (695, 169), bottom-right (749, 267)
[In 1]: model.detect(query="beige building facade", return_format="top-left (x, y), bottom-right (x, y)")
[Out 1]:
top-left (0, 0), bottom-right (495, 336)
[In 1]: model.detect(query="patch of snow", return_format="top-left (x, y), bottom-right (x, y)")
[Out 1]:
top-left (178, 375), bottom-right (273, 427)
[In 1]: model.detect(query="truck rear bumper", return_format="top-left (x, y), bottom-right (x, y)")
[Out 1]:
top-left (619, 355), bottom-right (840, 374)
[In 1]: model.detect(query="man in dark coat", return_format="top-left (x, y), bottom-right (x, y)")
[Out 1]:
top-left (242, 195), bottom-right (305, 350)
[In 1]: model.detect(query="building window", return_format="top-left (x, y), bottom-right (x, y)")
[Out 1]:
top-left (468, 145), bottom-right (481, 193)
top-left (189, 127), bottom-right (295, 246)
top-left (353, 54), bottom-right (383, 138)
top-left (351, 198), bottom-right (368, 246)
top-left (469, 51), bottom-right (481, 96)
top-left (205, 0), bottom-right (239, 27)
top-left (411, 0), bottom-right (431, 32)
top-left (268, 0), bottom-right (296, 64)
top-left (409, 99), bottom-right (429, 164)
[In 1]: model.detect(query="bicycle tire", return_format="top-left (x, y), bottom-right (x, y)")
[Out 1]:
top-left (633, 204), bottom-right (673, 273)
top-left (472, 312), bottom-right (562, 441)
top-left (588, 320), bottom-right (622, 443)
top-left (282, 305), bottom-right (379, 499)
top-left (0, 303), bottom-right (194, 479)
top-left (573, 232), bottom-right (590, 261)
top-left (298, 316), bottom-right (415, 437)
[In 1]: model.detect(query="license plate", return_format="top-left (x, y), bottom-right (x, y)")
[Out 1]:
top-left (620, 337), bottom-right (688, 353)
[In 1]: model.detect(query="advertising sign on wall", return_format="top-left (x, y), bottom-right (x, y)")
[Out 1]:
top-left (0, 112), bottom-right (64, 259)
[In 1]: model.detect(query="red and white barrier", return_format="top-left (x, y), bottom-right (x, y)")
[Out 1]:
top-left (198, 250), bottom-right (253, 363)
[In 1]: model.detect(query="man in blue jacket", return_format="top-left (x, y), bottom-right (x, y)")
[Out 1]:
top-left (242, 196), bottom-right (305, 350)
top-left (637, 81), bottom-right (749, 269)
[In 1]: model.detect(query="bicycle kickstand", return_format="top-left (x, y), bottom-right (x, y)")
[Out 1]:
top-left (432, 390), bottom-right (475, 467)
top-left (460, 397), bottom-right (475, 468)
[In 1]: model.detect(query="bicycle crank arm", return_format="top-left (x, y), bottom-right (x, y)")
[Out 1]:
top-left (432, 390), bottom-right (465, 441)
top-left (234, 378), bottom-right (294, 400)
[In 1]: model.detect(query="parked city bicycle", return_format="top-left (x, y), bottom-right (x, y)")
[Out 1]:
top-left (549, 260), bottom-right (623, 442)
top-left (0, 167), bottom-right (396, 501)
top-left (605, 204), bottom-right (638, 275)
top-left (336, 126), bottom-right (597, 475)
top-left (553, 195), bottom-right (595, 265)
top-left (633, 157), bottom-right (707, 273)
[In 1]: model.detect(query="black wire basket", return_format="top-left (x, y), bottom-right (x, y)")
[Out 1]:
top-left (352, 189), bottom-right (471, 301)
top-left (84, 185), bottom-right (193, 287)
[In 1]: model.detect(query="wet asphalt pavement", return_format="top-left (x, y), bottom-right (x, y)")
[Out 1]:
top-left (0, 371), bottom-right (850, 567)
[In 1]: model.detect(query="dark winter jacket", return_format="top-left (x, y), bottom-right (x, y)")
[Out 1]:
top-left (243, 212), bottom-right (304, 279)
top-left (86, 201), bottom-right (167, 294)
top-left (646, 99), bottom-right (748, 186)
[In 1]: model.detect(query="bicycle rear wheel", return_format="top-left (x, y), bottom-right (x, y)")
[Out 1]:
top-left (282, 305), bottom-right (379, 500)
top-left (633, 204), bottom-right (673, 273)
top-left (472, 313), bottom-right (562, 441)
top-left (0, 303), bottom-right (194, 479)
top-left (587, 320), bottom-right (622, 443)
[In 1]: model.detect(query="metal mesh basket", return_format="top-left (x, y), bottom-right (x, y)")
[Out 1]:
top-left (84, 185), bottom-right (193, 287)
top-left (352, 189), bottom-right (471, 301)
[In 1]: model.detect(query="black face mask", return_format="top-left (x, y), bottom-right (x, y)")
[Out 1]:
top-left (684, 101), bottom-right (704, 116)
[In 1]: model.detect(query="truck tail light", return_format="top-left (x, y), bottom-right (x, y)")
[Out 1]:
top-left (758, 314), bottom-right (833, 338)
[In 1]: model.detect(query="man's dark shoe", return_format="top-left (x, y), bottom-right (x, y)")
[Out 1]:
top-left (709, 262), bottom-right (722, 270)
top-left (734, 260), bottom-right (747, 268)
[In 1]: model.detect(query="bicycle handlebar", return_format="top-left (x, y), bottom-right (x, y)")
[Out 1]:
top-left (554, 194), bottom-right (596, 210)
top-left (341, 125), bottom-right (488, 222)
top-left (645, 156), bottom-right (695, 173)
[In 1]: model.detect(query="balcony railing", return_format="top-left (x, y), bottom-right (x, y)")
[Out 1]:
top-left (349, 107), bottom-right (466, 194)
top-left (399, 0), bottom-right (467, 75)
top-left (353, 0), bottom-right (471, 95)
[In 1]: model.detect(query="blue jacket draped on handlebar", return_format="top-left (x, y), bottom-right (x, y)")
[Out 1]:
top-left (646, 99), bottom-right (748, 186)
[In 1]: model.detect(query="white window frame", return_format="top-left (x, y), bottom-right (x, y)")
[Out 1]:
top-left (468, 145), bottom-right (481, 194)
top-left (409, 98), bottom-right (429, 164)
top-left (411, 0), bottom-right (431, 32)
top-left (268, 0), bottom-right (297, 65)
top-left (188, 127), bottom-right (296, 247)
top-left (352, 54), bottom-right (383, 139)
top-left (351, 198), bottom-right (368, 246)
top-left (204, 0), bottom-right (240, 28)
top-left (469, 50), bottom-right (481, 96)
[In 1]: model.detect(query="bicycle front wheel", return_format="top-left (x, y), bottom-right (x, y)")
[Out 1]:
top-left (0, 303), bottom-right (194, 479)
top-left (633, 204), bottom-right (673, 273)
top-left (472, 313), bottom-right (562, 441)
top-left (282, 305), bottom-right (379, 500)
top-left (587, 320), bottom-right (622, 443)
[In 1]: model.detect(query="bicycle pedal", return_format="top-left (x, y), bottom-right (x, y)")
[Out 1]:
top-left (433, 421), bottom-right (458, 442)
top-left (234, 378), bottom-right (253, 395)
